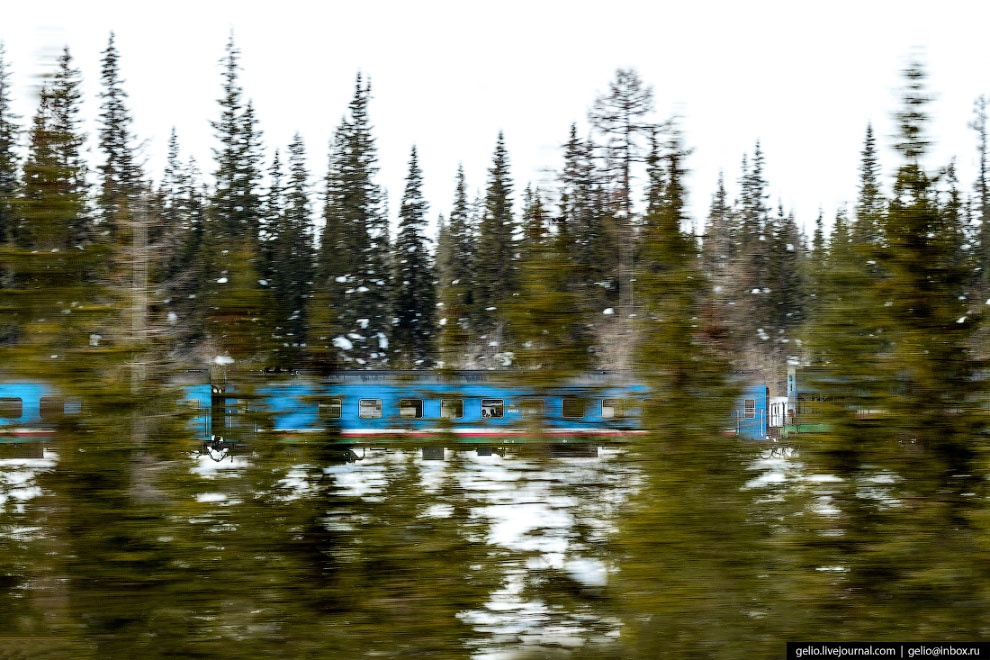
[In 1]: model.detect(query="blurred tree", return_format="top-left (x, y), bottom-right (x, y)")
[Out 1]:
top-left (698, 172), bottom-right (736, 352)
top-left (793, 59), bottom-right (990, 640)
top-left (205, 237), bottom-right (277, 367)
top-left (611, 130), bottom-right (767, 657)
top-left (507, 184), bottom-right (592, 393)
top-left (389, 146), bottom-right (435, 366)
top-left (19, 48), bottom-right (89, 252)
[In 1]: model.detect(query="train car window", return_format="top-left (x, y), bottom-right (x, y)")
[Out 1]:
top-left (398, 399), bottom-right (424, 419)
top-left (40, 396), bottom-right (64, 421)
top-left (359, 399), bottom-right (383, 419)
top-left (319, 399), bottom-right (342, 419)
top-left (65, 397), bottom-right (82, 415)
top-left (744, 399), bottom-right (756, 419)
top-left (562, 397), bottom-right (585, 418)
top-left (441, 399), bottom-right (463, 419)
top-left (0, 397), bottom-right (22, 419)
top-left (520, 398), bottom-right (544, 417)
top-left (481, 399), bottom-right (503, 419)
top-left (602, 398), bottom-right (623, 419)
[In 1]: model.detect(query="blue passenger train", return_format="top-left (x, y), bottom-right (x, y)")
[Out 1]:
top-left (1, 370), bottom-right (770, 443)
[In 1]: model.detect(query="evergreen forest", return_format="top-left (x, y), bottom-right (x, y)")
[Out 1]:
top-left (0, 34), bottom-right (988, 658)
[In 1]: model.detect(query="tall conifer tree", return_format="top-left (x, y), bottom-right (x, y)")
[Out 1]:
top-left (0, 43), bottom-right (19, 246)
top-left (473, 132), bottom-right (516, 335)
top-left (559, 124), bottom-right (614, 311)
top-left (853, 123), bottom-right (885, 248)
top-left (97, 32), bottom-right (141, 242)
top-left (315, 74), bottom-right (389, 366)
top-left (389, 146), bottom-right (435, 366)
top-left (435, 166), bottom-right (475, 368)
top-left (20, 50), bottom-right (88, 252)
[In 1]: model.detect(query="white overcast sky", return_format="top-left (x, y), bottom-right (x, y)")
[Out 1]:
top-left (3, 0), bottom-right (989, 238)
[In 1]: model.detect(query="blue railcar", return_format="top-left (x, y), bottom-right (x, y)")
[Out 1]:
top-left (0, 369), bottom-right (770, 443)
top-left (213, 370), bottom-right (768, 443)
top-left (0, 381), bottom-right (73, 439)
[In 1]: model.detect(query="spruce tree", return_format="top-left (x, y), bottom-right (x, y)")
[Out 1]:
top-left (767, 205), bottom-right (804, 345)
top-left (389, 146), bottom-right (435, 366)
top-left (266, 137), bottom-right (315, 368)
top-left (209, 34), bottom-right (246, 243)
top-left (969, 96), bottom-right (990, 297)
top-left (559, 124), bottom-right (615, 311)
top-left (315, 74), bottom-right (389, 366)
top-left (97, 32), bottom-right (141, 242)
top-left (435, 166), bottom-right (475, 368)
top-left (19, 52), bottom-right (88, 252)
top-left (200, 36), bottom-right (277, 363)
top-left (279, 134), bottom-right (315, 354)
top-left (726, 144), bottom-right (772, 365)
top-left (473, 132), bottom-right (516, 336)
top-left (156, 128), bottom-right (183, 281)
top-left (853, 123), bottom-right (885, 248)
top-left (0, 43), bottom-right (19, 246)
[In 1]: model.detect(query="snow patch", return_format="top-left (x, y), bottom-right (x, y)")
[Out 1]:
top-left (167, 312), bottom-right (178, 324)
top-left (357, 318), bottom-right (369, 329)
top-left (377, 332), bottom-right (388, 349)
top-left (216, 277), bottom-right (228, 284)
top-left (333, 336), bottom-right (353, 351)
top-left (602, 308), bottom-right (614, 315)
top-left (213, 356), bottom-right (234, 365)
